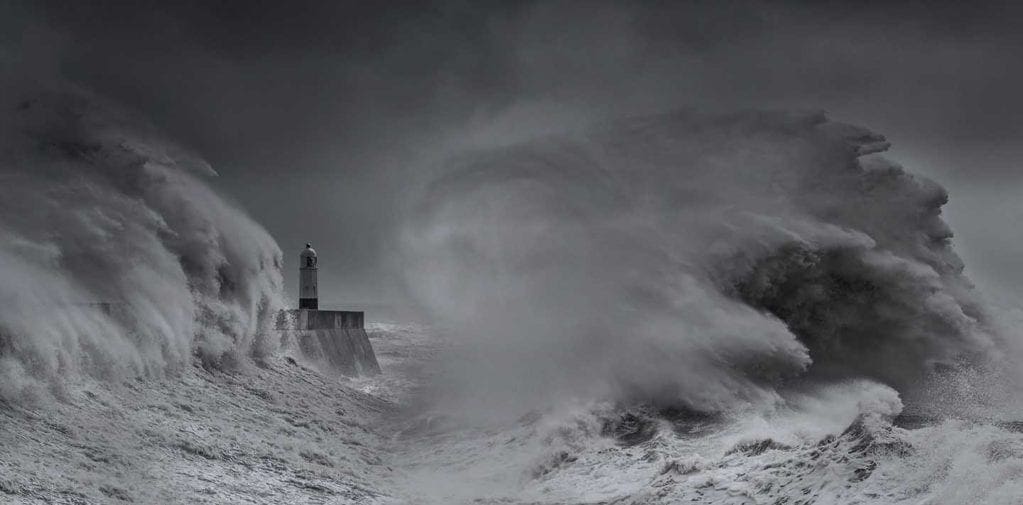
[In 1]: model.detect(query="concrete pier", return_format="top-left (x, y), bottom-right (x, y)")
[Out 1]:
top-left (276, 309), bottom-right (380, 376)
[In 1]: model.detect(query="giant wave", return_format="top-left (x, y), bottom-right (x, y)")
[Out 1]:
top-left (401, 110), bottom-right (1006, 416)
top-left (393, 110), bottom-right (1023, 504)
top-left (0, 86), bottom-right (285, 402)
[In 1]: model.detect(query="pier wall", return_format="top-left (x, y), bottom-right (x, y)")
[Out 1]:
top-left (276, 309), bottom-right (380, 376)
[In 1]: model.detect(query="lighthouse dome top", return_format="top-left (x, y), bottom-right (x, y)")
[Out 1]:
top-left (300, 243), bottom-right (317, 268)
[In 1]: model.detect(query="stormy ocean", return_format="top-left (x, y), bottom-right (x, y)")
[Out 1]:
top-left (1, 85), bottom-right (1021, 504)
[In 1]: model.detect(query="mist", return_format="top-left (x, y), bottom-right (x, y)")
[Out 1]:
top-left (4, 1), bottom-right (1023, 308)
top-left (2, 2), bottom-right (1023, 503)
top-left (400, 109), bottom-right (1011, 419)
top-left (1, 0), bottom-right (1020, 410)
top-left (0, 83), bottom-right (285, 402)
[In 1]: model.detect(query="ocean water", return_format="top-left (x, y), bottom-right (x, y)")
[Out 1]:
top-left (1, 88), bottom-right (1022, 503)
top-left (378, 324), bottom-right (1023, 505)
top-left (391, 109), bottom-right (1023, 504)
top-left (2, 321), bottom-right (1021, 504)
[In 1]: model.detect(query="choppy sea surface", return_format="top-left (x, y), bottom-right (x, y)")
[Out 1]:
top-left (4, 322), bottom-right (1021, 504)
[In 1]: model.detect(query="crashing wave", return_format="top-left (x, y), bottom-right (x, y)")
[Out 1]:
top-left (0, 87), bottom-right (285, 401)
top-left (401, 110), bottom-right (1001, 415)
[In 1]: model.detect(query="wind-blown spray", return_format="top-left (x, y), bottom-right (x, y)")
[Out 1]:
top-left (401, 110), bottom-right (1000, 415)
top-left (0, 87), bottom-right (285, 401)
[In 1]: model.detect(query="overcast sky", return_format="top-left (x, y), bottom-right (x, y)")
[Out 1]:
top-left (4, 0), bottom-right (1023, 306)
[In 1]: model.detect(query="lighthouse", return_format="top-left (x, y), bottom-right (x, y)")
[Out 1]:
top-left (299, 243), bottom-right (318, 309)
top-left (276, 243), bottom-right (379, 376)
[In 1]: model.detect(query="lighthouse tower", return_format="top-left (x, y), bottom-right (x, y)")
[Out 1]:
top-left (299, 243), bottom-right (318, 309)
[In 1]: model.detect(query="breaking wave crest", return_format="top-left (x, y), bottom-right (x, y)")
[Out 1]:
top-left (0, 87), bottom-right (285, 402)
top-left (401, 110), bottom-right (1006, 416)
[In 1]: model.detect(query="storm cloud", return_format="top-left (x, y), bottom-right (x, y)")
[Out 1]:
top-left (3, 0), bottom-right (1023, 306)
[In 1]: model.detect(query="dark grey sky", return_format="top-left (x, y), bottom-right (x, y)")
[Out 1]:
top-left (4, 0), bottom-right (1023, 305)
